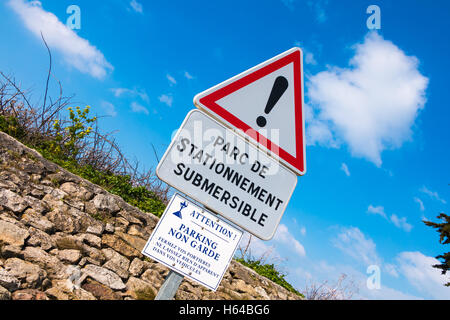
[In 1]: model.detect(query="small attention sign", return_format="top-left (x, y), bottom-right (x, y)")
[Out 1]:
top-left (142, 193), bottom-right (243, 291)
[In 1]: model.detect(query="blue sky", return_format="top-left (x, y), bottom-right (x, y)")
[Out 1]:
top-left (1, 0), bottom-right (449, 299)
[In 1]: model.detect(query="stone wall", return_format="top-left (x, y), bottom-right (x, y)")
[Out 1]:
top-left (0, 132), bottom-right (301, 300)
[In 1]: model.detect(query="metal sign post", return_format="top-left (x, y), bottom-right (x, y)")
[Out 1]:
top-left (155, 270), bottom-right (184, 300)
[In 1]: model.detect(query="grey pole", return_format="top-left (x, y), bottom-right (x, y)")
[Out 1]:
top-left (154, 270), bottom-right (184, 300)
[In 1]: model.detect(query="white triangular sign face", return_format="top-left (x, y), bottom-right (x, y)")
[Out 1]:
top-left (194, 47), bottom-right (306, 175)
top-left (215, 62), bottom-right (297, 157)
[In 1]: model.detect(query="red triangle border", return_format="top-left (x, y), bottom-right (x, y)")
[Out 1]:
top-left (198, 49), bottom-right (305, 175)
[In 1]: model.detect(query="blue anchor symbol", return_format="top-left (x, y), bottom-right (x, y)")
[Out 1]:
top-left (172, 201), bottom-right (187, 219)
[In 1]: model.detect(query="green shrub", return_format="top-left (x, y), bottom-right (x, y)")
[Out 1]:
top-left (38, 145), bottom-right (166, 217)
top-left (0, 106), bottom-right (167, 217)
top-left (235, 257), bottom-right (304, 298)
top-left (0, 115), bottom-right (26, 140)
top-left (49, 106), bottom-right (96, 161)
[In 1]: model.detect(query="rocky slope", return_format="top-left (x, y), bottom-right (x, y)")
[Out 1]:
top-left (0, 132), bottom-right (301, 300)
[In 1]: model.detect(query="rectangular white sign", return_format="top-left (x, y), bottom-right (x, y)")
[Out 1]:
top-left (142, 193), bottom-right (243, 291)
top-left (156, 110), bottom-right (297, 240)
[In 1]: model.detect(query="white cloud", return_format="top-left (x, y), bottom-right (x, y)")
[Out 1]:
top-left (292, 227), bottom-right (448, 299)
top-left (274, 224), bottom-right (306, 257)
top-left (414, 197), bottom-right (425, 211)
top-left (100, 101), bottom-right (117, 117)
top-left (111, 88), bottom-right (128, 97)
top-left (384, 263), bottom-right (399, 278)
top-left (304, 103), bottom-right (338, 147)
top-left (307, 0), bottom-right (328, 23)
top-left (306, 249), bottom-right (450, 299)
top-left (237, 224), bottom-right (306, 262)
top-left (166, 74), bottom-right (177, 85)
top-left (280, 0), bottom-right (295, 10)
top-left (293, 42), bottom-right (318, 66)
top-left (420, 186), bottom-right (447, 204)
top-left (306, 119), bottom-right (335, 146)
top-left (332, 227), bottom-right (380, 266)
top-left (341, 163), bottom-right (350, 176)
top-left (307, 32), bottom-right (428, 166)
top-left (367, 205), bottom-right (387, 219)
top-left (304, 51), bottom-right (317, 65)
top-left (130, 101), bottom-right (149, 115)
top-left (295, 259), bottom-right (421, 300)
top-left (367, 205), bottom-right (412, 232)
top-left (300, 226), bottom-right (306, 236)
top-left (359, 284), bottom-right (422, 300)
top-left (110, 87), bottom-right (149, 103)
top-left (390, 214), bottom-right (413, 232)
top-left (158, 94), bottom-right (173, 107)
top-left (8, 0), bottom-right (113, 79)
top-left (241, 223), bottom-right (445, 299)
top-left (396, 251), bottom-right (450, 299)
top-left (237, 232), bottom-right (280, 262)
top-left (184, 71), bottom-right (194, 80)
top-left (129, 0), bottom-right (143, 13)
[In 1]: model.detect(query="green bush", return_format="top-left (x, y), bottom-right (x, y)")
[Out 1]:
top-left (0, 107), bottom-right (167, 217)
top-left (38, 145), bottom-right (166, 217)
top-left (49, 106), bottom-right (96, 161)
top-left (235, 257), bottom-right (304, 298)
top-left (0, 115), bottom-right (26, 140)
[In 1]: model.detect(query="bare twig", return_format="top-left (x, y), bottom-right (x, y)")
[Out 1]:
top-left (41, 32), bottom-right (51, 116)
top-left (304, 274), bottom-right (359, 300)
top-left (151, 143), bottom-right (160, 163)
top-left (0, 71), bottom-right (33, 111)
top-left (0, 41), bottom-right (169, 213)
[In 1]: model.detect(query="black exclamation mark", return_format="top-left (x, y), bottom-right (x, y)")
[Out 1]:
top-left (256, 76), bottom-right (289, 127)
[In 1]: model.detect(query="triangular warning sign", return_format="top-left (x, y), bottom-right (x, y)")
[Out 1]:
top-left (194, 47), bottom-right (306, 175)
